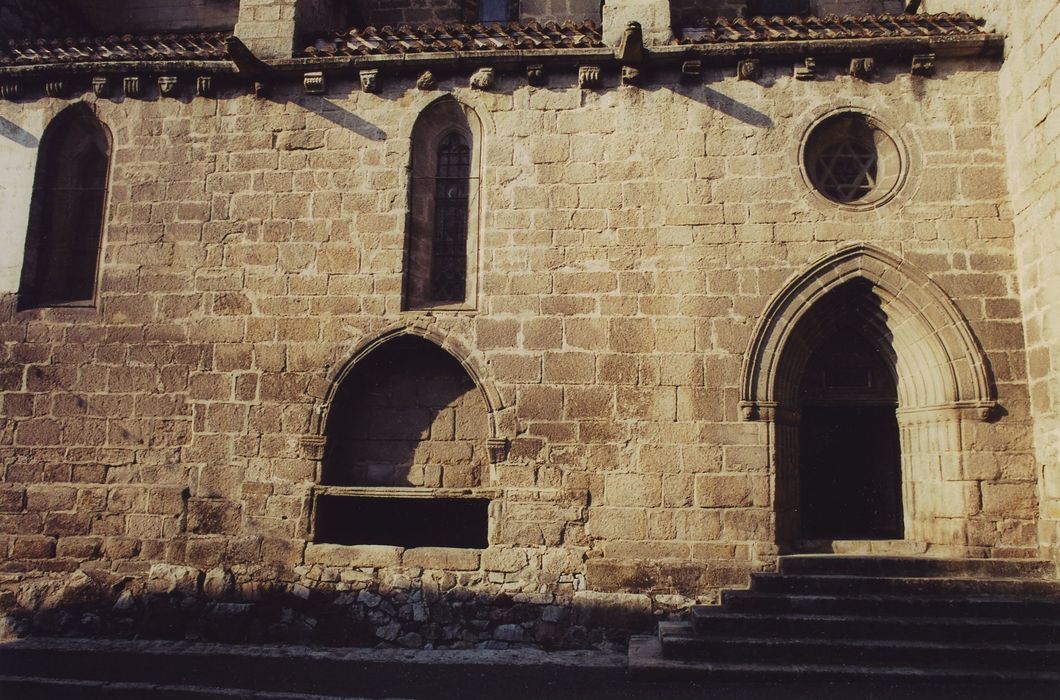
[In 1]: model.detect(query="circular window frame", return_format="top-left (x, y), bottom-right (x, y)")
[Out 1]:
top-left (798, 110), bottom-right (908, 212)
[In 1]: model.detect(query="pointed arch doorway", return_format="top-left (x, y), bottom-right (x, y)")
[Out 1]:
top-left (741, 245), bottom-right (997, 554)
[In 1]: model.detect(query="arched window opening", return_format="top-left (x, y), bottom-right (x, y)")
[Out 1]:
top-left (405, 98), bottom-right (482, 310)
top-left (19, 104), bottom-right (110, 309)
top-left (431, 132), bottom-right (471, 302)
top-left (316, 335), bottom-right (490, 548)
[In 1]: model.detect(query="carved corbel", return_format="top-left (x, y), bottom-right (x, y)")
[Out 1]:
top-left (45, 80), bottom-right (65, 98)
top-left (359, 69), bottom-right (380, 94)
top-left (911, 53), bottom-right (935, 76)
top-left (253, 80), bottom-right (269, 99)
top-left (158, 76), bottom-right (179, 97)
top-left (470, 67), bottom-right (495, 90)
top-left (577, 65), bottom-right (600, 89)
top-left (681, 59), bottom-right (702, 83)
top-left (123, 76), bottom-right (142, 97)
top-left (737, 58), bottom-right (761, 81)
top-left (91, 76), bottom-right (110, 98)
top-left (300, 435), bottom-right (327, 461)
top-left (849, 57), bottom-right (875, 80)
top-left (303, 71), bottom-right (326, 95)
top-left (794, 57), bottom-right (816, 80)
top-left (621, 66), bottom-right (642, 86)
top-left (416, 70), bottom-right (436, 90)
top-left (526, 64), bottom-right (546, 87)
top-left (195, 75), bottom-right (214, 97)
top-left (486, 438), bottom-right (510, 464)
top-left (0, 81), bottom-right (23, 100)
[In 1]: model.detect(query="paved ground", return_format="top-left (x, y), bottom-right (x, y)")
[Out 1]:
top-left (0, 638), bottom-right (1056, 699)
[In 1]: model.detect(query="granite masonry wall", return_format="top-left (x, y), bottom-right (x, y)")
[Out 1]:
top-left (998, 1), bottom-right (1060, 563)
top-left (0, 0), bottom-right (1050, 648)
top-left (929, 0), bottom-right (1060, 563)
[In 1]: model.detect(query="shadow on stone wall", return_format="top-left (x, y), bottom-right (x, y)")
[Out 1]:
top-left (0, 567), bottom-right (658, 652)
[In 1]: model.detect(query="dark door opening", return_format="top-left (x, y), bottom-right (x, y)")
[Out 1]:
top-left (798, 406), bottom-right (903, 540)
top-left (785, 282), bottom-right (905, 544)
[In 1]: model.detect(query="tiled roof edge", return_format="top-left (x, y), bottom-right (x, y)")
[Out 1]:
top-left (1, 32), bottom-right (230, 67)
top-left (676, 12), bottom-right (992, 45)
top-left (301, 19), bottom-right (605, 58)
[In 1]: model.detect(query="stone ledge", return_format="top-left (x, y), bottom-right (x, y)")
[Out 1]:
top-left (572, 590), bottom-right (653, 629)
top-left (304, 543), bottom-right (403, 568)
top-left (402, 547), bottom-right (481, 571)
top-left (586, 558), bottom-right (751, 596)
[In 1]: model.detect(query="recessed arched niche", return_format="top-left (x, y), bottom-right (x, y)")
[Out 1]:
top-left (315, 334), bottom-right (492, 549)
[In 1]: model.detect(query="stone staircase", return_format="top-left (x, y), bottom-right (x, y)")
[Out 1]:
top-left (629, 555), bottom-right (1060, 684)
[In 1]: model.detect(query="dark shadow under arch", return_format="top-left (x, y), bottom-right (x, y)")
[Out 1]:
top-left (322, 334), bottom-right (490, 488)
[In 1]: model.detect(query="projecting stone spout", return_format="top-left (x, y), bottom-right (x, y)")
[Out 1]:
top-left (603, 0), bottom-right (673, 47)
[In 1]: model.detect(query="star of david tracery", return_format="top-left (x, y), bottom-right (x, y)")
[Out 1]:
top-left (813, 139), bottom-right (879, 203)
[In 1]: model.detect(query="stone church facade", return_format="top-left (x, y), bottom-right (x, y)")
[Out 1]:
top-left (0, 0), bottom-right (1057, 647)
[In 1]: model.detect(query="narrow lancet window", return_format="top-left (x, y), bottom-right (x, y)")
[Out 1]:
top-left (431, 133), bottom-right (471, 302)
top-left (404, 98), bottom-right (481, 310)
top-left (19, 105), bottom-right (110, 309)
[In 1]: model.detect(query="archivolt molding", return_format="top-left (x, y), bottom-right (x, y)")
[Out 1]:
top-left (739, 244), bottom-right (996, 422)
top-left (307, 320), bottom-right (504, 442)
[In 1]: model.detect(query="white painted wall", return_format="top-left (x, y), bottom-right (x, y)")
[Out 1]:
top-left (0, 106), bottom-right (45, 294)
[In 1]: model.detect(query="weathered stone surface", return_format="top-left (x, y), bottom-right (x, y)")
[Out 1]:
top-left (572, 591), bottom-right (653, 629)
top-left (305, 544), bottom-right (403, 569)
top-left (481, 548), bottom-right (528, 573)
top-left (402, 547), bottom-right (480, 571)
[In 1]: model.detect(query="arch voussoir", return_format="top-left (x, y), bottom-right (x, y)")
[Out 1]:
top-left (741, 244), bottom-right (996, 420)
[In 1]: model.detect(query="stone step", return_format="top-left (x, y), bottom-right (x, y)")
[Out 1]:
top-left (721, 590), bottom-right (1060, 618)
top-left (0, 675), bottom-right (366, 699)
top-left (628, 636), bottom-right (1060, 685)
top-left (750, 573), bottom-right (1060, 597)
top-left (656, 621), bottom-right (1060, 671)
top-left (0, 638), bottom-right (629, 700)
top-left (690, 608), bottom-right (1060, 643)
top-left (777, 556), bottom-right (1057, 580)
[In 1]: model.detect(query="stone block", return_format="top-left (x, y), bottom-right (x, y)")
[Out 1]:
top-left (187, 499), bottom-right (241, 535)
top-left (55, 536), bottom-right (102, 559)
top-left (604, 474), bottom-right (662, 507)
top-left (572, 590), bottom-right (653, 629)
top-left (186, 537), bottom-right (227, 567)
top-left (543, 352), bottom-right (595, 383)
top-left (11, 536), bottom-right (55, 559)
top-left (147, 563), bottom-right (202, 595)
top-left (481, 547), bottom-right (528, 573)
top-left (694, 474), bottom-right (767, 508)
top-left (982, 483), bottom-right (1038, 519)
top-left (586, 507), bottom-right (647, 540)
top-left (403, 547), bottom-right (481, 571)
top-left (609, 318), bottom-right (654, 353)
top-left (304, 543), bottom-right (403, 568)
top-left (0, 487), bottom-right (25, 513)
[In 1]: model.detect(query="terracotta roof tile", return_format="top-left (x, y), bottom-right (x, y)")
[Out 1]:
top-left (1, 32), bottom-right (229, 66)
top-left (303, 20), bottom-right (604, 57)
top-left (676, 13), bottom-right (989, 44)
